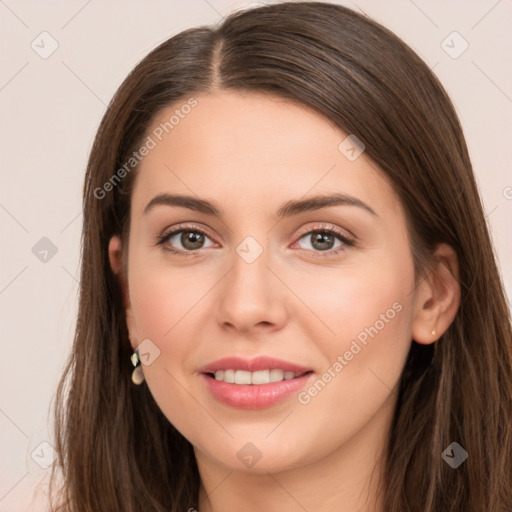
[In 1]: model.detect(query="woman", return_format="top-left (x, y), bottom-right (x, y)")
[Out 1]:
top-left (50, 2), bottom-right (512, 511)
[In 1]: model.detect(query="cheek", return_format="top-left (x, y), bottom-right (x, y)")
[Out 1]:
top-left (296, 248), bottom-right (414, 408)
top-left (128, 252), bottom-right (213, 342)
top-left (127, 260), bottom-right (216, 442)
top-left (290, 245), bottom-right (415, 398)
top-left (325, 270), bottom-right (412, 356)
top-left (291, 249), bottom-right (413, 347)
top-left (127, 250), bottom-right (225, 414)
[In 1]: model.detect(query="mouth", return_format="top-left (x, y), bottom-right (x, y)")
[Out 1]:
top-left (205, 368), bottom-right (312, 384)
top-left (199, 356), bottom-right (315, 409)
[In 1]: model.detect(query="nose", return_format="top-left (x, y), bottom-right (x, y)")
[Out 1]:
top-left (215, 242), bottom-right (288, 335)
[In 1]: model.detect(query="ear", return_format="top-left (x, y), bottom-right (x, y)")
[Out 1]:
top-left (411, 243), bottom-right (461, 345)
top-left (109, 235), bottom-right (138, 349)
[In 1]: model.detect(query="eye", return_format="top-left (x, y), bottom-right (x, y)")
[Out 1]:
top-left (157, 225), bottom-right (216, 255)
top-left (294, 226), bottom-right (354, 256)
top-left (156, 223), bottom-right (354, 257)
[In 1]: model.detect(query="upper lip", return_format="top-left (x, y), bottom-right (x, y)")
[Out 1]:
top-left (199, 356), bottom-right (312, 374)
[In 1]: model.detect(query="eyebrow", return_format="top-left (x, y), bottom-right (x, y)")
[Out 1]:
top-left (143, 192), bottom-right (377, 218)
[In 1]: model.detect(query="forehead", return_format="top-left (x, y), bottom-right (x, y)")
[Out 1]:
top-left (130, 90), bottom-right (402, 222)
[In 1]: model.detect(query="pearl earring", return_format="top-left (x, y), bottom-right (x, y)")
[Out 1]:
top-left (432, 329), bottom-right (436, 336)
top-left (131, 350), bottom-right (144, 385)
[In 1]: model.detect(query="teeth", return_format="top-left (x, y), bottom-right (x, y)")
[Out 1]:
top-left (235, 370), bottom-right (252, 385)
top-left (212, 369), bottom-right (303, 385)
top-left (251, 370), bottom-right (269, 385)
top-left (269, 369), bottom-right (284, 382)
top-left (224, 369), bottom-right (235, 383)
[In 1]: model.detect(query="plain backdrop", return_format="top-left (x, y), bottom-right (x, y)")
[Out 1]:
top-left (1, 0), bottom-right (511, 510)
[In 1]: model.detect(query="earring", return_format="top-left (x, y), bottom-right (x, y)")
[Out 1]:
top-left (131, 350), bottom-right (144, 385)
top-left (432, 329), bottom-right (436, 336)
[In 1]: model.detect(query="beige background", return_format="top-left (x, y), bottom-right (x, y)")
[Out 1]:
top-left (1, 0), bottom-right (511, 510)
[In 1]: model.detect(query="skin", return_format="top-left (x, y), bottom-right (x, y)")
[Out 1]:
top-left (109, 90), bottom-right (460, 512)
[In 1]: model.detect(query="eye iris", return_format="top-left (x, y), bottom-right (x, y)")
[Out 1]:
top-left (311, 232), bottom-right (335, 251)
top-left (181, 231), bottom-right (204, 250)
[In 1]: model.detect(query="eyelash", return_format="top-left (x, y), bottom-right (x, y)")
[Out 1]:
top-left (155, 223), bottom-right (355, 258)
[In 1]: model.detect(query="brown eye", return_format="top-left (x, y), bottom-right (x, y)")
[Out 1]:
top-left (309, 232), bottom-right (336, 251)
top-left (180, 231), bottom-right (205, 250)
top-left (157, 227), bottom-right (215, 254)
top-left (294, 227), bottom-right (354, 257)
top-left (297, 230), bottom-right (343, 252)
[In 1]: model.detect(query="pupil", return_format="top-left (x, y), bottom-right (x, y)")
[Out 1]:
top-left (312, 232), bottom-right (334, 251)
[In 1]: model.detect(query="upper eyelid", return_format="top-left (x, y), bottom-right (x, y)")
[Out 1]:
top-left (294, 223), bottom-right (354, 242)
top-left (161, 223), bottom-right (215, 239)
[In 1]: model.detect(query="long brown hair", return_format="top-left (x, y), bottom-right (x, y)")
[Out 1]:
top-left (50, 2), bottom-right (512, 511)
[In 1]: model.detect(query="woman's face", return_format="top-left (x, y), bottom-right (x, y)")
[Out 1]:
top-left (114, 90), bottom-right (424, 474)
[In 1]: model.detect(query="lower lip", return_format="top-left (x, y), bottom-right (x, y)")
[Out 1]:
top-left (202, 373), bottom-right (313, 409)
